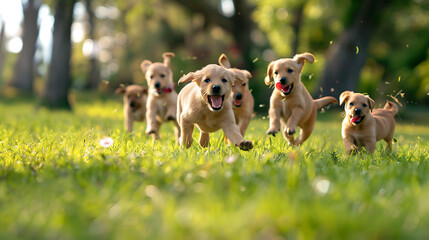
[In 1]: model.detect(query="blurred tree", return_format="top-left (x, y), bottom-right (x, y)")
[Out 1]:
top-left (10, 0), bottom-right (41, 93)
top-left (0, 19), bottom-right (5, 79)
top-left (317, 0), bottom-right (392, 98)
top-left (171, 0), bottom-right (256, 70)
top-left (42, 0), bottom-right (76, 109)
top-left (84, 0), bottom-right (101, 90)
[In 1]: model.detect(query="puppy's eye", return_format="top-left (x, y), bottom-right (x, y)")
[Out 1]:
top-left (160, 74), bottom-right (165, 78)
top-left (362, 103), bottom-right (367, 108)
top-left (287, 68), bottom-right (293, 73)
top-left (349, 102), bottom-right (354, 107)
top-left (204, 79), bottom-right (210, 83)
top-left (274, 71), bottom-right (278, 75)
top-left (222, 78), bottom-right (227, 83)
top-left (242, 82), bottom-right (246, 86)
top-left (150, 75), bottom-right (154, 79)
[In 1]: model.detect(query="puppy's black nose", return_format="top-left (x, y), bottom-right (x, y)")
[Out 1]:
top-left (154, 82), bottom-right (161, 89)
top-left (130, 102), bottom-right (135, 108)
top-left (280, 77), bottom-right (287, 85)
top-left (212, 85), bottom-right (221, 94)
top-left (235, 93), bottom-right (243, 100)
top-left (354, 108), bottom-right (361, 115)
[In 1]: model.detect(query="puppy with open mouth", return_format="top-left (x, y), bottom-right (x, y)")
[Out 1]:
top-left (177, 64), bottom-right (253, 151)
top-left (340, 91), bottom-right (398, 154)
top-left (140, 52), bottom-right (180, 140)
top-left (265, 52), bottom-right (337, 146)
top-left (218, 54), bottom-right (254, 139)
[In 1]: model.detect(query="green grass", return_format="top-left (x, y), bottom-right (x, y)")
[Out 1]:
top-left (1, 97), bottom-right (429, 240)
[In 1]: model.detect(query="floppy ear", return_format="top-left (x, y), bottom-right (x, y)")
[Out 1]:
top-left (178, 71), bottom-right (202, 85)
top-left (339, 91), bottom-right (353, 106)
top-left (367, 96), bottom-right (375, 112)
top-left (115, 87), bottom-right (126, 95)
top-left (140, 60), bottom-right (152, 73)
top-left (242, 69), bottom-right (252, 79)
top-left (140, 86), bottom-right (148, 95)
top-left (218, 54), bottom-right (231, 68)
top-left (294, 52), bottom-right (315, 71)
top-left (162, 52), bottom-right (175, 68)
top-left (264, 61), bottom-right (275, 85)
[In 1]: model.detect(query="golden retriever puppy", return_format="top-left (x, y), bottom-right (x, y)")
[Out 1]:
top-left (140, 52), bottom-right (179, 140)
top-left (265, 52), bottom-right (337, 146)
top-left (177, 64), bottom-right (253, 151)
top-left (115, 85), bottom-right (148, 132)
top-left (339, 91), bottom-right (398, 154)
top-left (218, 54), bottom-right (254, 138)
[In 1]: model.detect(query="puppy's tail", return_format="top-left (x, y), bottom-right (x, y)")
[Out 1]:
top-left (314, 96), bottom-right (338, 109)
top-left (383, 101), bottom-right (398, 115)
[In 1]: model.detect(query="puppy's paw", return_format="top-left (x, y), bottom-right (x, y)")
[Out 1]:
top-left (145, 129), bottom-right (157, 135)
top-left (266, 129), bottom-right (279, 137)
top-left (238, 140), bottom-right (253, 151)
top-left (285, 127), bottom-right (296, 135)
top-left (166, 115), bottom-right (176, 121)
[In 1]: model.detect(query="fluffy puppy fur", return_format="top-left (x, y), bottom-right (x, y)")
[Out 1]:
top-left (340, 91), bottom-right (398, 154)
top-left (265, 52), bottom-right (337, 146)
top-left (177, 64), bottom-right (253, 151)
top-left (115, 85), bottom-right (148, 132)
top-left (218, 54), bottom-right (254, 138)
top-left (141, 52), bottom-right (180, 140)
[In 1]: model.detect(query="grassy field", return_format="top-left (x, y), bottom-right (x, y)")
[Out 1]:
top-left (1, 96), bottom-right (429, 239)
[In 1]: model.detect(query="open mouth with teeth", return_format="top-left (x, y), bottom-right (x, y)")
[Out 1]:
top-left (208, 95), bottom-right (225, 111)
top-left (276, 82), bottom-right (294, 95)
top-left (350, 115), bottom-right (365, 124)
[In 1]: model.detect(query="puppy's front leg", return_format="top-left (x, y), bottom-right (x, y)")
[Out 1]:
top-left (267, 99), bottom-right (282, 136)
top-left (145, 101), bottom-right (158, 135)
top-left (179, 120), bottom-right (194, 149)
top-left (199, 131), bottom-right (210, 148)
top-left (165, 103), bottom-right (177, 121)
top-left (125, 114), bottom-right (133, 132)
top-left (285, 107), bottom-right (304, 135)
top-left (343, 137), bottom-right (354, 154)
top-left (223, 124), bottom-right (253, 151)
top-left (364, 140), bottom-right (376, 154)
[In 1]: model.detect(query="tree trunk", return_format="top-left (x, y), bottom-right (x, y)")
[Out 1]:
top-left (316, 0), bottom-right (391, 99)
top-left (10, 0), bottom-right (41, 93)
top-left (0, 20), bottom-right (5, 78)
top-left (84, 0), bottom-right (100, 90)
top-left (291, 4), bottom-right (304, 56)
top-left (43, 0), bottom-right (76, 109)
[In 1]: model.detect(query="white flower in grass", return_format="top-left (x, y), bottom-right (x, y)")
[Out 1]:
top-left (99, 137), bottom-right (114, 148)
top-left (225, 155), bottom-right (238, 164)
top-left (313, 177), bottom-right (330, 196)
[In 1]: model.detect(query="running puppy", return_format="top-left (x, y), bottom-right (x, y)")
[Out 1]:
top-left (339, 91), bottom-right (398, 154)
top-left (265, 52), bottom-right (337, 146)
top-left (218, 54), bottom-right (254, 138)
top-left (115, 85), bottom-right (148, 132)
top-left (141, 52), bottom-right (179, 140)
top-left (177, 64), bottom-right (253, 151)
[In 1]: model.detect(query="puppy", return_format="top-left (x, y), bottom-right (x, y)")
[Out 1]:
top-left (265, 53), bottom-right (337, 146)
top-left (339, 91), bottom-right (398, 153)
top-left (177, 64), bottom-right (253, 151)
top-left (115, 85), bottom-right (148, 132)
top-left (140, 52), bottom-right (180, 140)
top-left (218, 54), bottom-right (254, 138)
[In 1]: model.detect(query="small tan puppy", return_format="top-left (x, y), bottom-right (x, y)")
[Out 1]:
top-left (141, 52), bottom-right (179, 140)
top-left (265, 53), bottom-right (337, 146)
top-left (115, 85), bottom-right (148, 132)
top-left (177, 64), bottom-right (253, 151)
top-left (340, 91), bottom-right (398, 154)
top-left (218, 54), bottom-right (254, 138)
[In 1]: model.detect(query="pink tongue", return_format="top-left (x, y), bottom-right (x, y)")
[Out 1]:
top-left (275, 82), bottom-right (290, 92)
top-left (210, 96), bottom-right (223, 108)
top-left (351, 116), bottom-right (361, 123)
top-left (234, 99), bottom-right (241, 106)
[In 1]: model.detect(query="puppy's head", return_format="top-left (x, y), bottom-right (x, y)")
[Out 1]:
top-left (264, 52), bottom-right (314, 96)
top-left (218, 53), bottom-right (252, 107)
top-left (339, 91), bottom-right (375, 125)
top-left (179, 64), bottom-right (235, 112)
top-left (116, 85), bottom-right (148, 112)
top-left (140, 52), bottom-right (175, 96)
